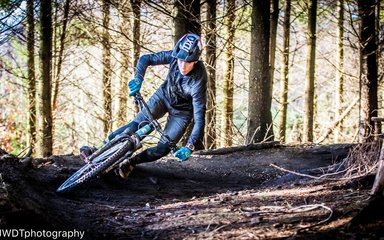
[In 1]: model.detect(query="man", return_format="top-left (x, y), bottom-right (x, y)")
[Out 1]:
top-left (80, 33), bottom-right (207, 179)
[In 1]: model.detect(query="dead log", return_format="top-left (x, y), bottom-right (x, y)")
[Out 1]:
top-left (195, 141), bottom-right (279, 155)
top-left (371, 142), bottom-right (384, 195)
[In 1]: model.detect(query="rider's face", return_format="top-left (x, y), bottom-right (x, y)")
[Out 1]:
top-left (178, 59), bottom-right (196, 75)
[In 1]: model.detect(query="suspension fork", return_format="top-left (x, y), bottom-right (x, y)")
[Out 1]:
top-left (133, 93), bottom-right (178, 153)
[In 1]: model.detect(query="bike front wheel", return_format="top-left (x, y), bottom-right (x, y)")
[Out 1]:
top-left (56, 140), bottom-right (133, 193)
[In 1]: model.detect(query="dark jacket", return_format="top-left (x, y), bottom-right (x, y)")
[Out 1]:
top-left (135, 50), bottom-right (207, 146)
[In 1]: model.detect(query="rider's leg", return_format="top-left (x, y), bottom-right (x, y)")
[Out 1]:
top-left (129, 141), bottom-right (172, 164)
top-left (111, 92), bottom-right (167, 140)
top-left (118, 141), bottom-right (171, 179)
top-left (119, 110), bottom-right (192, 179)
top-left (133, 109), bottom-right (192, 164)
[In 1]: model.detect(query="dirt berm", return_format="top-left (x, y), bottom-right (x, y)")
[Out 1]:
top-left (1, 143), bottom-right (383, 239)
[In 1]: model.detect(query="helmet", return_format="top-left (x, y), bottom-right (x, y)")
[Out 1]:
top-left (172, 33), bottom-right (202, 62)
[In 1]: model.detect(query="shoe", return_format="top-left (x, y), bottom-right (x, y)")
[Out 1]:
top-left (80, 146), bottom-right (97, 162)
top-left (118, 159), bottom-right (135, 179)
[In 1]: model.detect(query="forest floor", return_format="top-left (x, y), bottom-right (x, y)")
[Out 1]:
top-left (1, 143), bottom-right (384, 240)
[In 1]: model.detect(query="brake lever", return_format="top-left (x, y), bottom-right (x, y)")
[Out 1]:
top-left (133, 94), bottom-right (142, 111)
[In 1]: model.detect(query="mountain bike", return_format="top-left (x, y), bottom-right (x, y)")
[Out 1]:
top-left (56, 92), bottom-right (177, 193)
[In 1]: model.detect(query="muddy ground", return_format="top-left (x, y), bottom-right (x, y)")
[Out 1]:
top-left (1, 143), bottom-right (384, 239)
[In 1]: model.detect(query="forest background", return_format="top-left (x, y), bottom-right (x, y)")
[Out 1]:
top-left (0, 0), bottom-right (383, 157)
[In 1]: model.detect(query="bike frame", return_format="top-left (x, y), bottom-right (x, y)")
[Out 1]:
top-left (56, 92), bottom-right (176, 193)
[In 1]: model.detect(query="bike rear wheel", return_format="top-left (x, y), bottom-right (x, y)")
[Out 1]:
top-left (56, 140), bottom-right (133, 193)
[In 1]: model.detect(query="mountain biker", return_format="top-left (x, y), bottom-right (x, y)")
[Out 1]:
top-left (80, 33), bottom-right (207, 179)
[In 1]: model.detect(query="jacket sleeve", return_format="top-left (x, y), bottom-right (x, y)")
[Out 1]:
top-left (187, 66), bottom-right (207, 147)
top-left (135, 50), bottom-right (173, 81)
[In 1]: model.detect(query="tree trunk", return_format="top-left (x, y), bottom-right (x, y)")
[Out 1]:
top-left (102, 0), bottom-right (112, 137)
top-left (377, 0), bottom-right (382, 121)
top-left (204, 0), bottom-right (217, 149)
top-left (278, 0), bottom-right (291, 142)
top-left (334, 0), bottom-right (344, 143)
top-left (27, 0), bottom-right (36, 153)
top-left (52, 0), bottom-right (70, 113)
top-left (131, 0), bottom-right (141, 113)
top-left (372, 142), bottom-right (384, 195)
top-left (378, 0), bottom-right (383, 119)
top-left (221, 0), bottom-right (235, 147)
top-left (173, 0), bottom-right (201, 43)
top-left (246, 0), bottom-right (274, 144)
top-left (117, 1), bottom-right (132, 126)
top-left (131, 0), bottom-right (141, 70)
top-left (303, 0), bottom-right (317, 143)
top-left (174, 0), bottom-right (202, 147)
top-left (269, 0), bottom-right (279, 89)
top-left (37, 0), bottom-right (53, 157)
top-left (376, 0), bottom-right (380, 54)
top-left (358, 0), bottom-right (378, 143)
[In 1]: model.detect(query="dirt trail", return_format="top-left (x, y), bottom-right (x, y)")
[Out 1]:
top-left (1, 143), bottom-right (383, 239)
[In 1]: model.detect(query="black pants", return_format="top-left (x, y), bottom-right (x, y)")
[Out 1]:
top-left (108, 91), bottom-right (192, 164)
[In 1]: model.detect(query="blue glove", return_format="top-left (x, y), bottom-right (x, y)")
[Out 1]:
top-left (128, 78), bottom-right (143, 96)
top-left (174, 147), bottom-right (192, 161)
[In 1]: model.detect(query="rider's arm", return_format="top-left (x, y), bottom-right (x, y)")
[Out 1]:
top-left (187, 63), bottom-right (207, 148)
top-left (135, 50), bottom-right (173, 81)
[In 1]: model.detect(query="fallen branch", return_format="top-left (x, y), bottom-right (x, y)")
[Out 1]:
top-left (316, 98), bottom-right (358, 144)
top-left (270, 162), bottom-right (377, 181)
top-left (297, 204), bottom-right (333, 232)
top-left (270, 163), bottom-right (339, 180)
top-left (254, 203), bottom-right (333, 231)
top-left (258, 204), bottom-right (332, 215)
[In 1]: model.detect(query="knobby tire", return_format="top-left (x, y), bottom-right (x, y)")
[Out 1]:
top-left (56, 140), bottom-right (133, 193)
